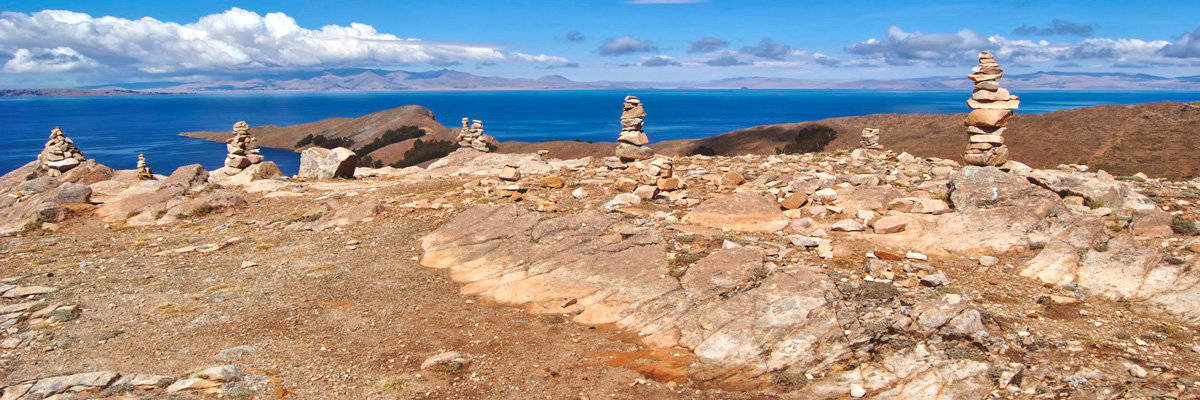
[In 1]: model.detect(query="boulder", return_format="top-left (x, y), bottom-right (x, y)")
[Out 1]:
top-left (297, 147), bottom-right (358, 179)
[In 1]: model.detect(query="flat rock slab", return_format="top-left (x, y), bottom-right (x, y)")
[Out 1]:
top-left (420, 205), bottom-right (994, 396)
top-left (682, 192), bottom-right (789, 233)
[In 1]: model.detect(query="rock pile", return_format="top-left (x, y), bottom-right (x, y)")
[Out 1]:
top-left (456, 118), bottom-right (492, 152)
top-left (37, 127), bottom-right (86, 176)
top-left (647, 157), bottom-right (682, 191)
top-left (615, 96), bottom-right (653, 161)
top-left (135, 154), bottom-right (155, 180)
top-left (860, 128), bottom-right (881, 149)
top-left (224, 121), bottom-right (264, 170)
top-left (963, 51), bottom-right (1018, 166)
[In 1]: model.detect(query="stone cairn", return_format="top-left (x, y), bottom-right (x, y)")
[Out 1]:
top-left (135, 154), bottom-right (155, 180)
top-left (457, 118), bottom-right (492, 152)
top-left (963, 51), bottom-right (1019, 166)
top-left (615, 96), bottom-right (653, 161)
top-left (647, 157), bottom-right (681, 191)
top-left (860, 128), bottom-right (881, 149)
top-left (224, 121), bottom-right (265, 171)
top-left (37, 127), bottom-right (86, 176)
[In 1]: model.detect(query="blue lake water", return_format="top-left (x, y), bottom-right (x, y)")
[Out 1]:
top-left (2, 90), bottom-right (1198, 175)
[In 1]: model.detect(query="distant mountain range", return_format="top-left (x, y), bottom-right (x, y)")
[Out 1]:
top-left (10, 69), bottom-right (1200, 95)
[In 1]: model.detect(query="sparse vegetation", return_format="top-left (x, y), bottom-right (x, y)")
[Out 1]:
top-left (689, 145), bottom-right (717, 156)
top-left (858, 281), bottom-right (900, 300)
top-left (391, 139), bottom-right (457, 168)
top-left (1171, 215), bottom-right (1197, 235)
top-left (771, 372), bottom-right (809, 390)
top-left (295, 134), bottom-right (354, 149)
top-left (774, 124), bottom-right (838, 155)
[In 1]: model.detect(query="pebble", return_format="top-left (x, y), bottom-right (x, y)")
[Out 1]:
top-left (850, 383), bottom-right (866, 398)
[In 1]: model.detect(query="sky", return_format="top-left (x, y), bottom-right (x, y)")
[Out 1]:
top-left (2, 0), bottom-right (1199, 87)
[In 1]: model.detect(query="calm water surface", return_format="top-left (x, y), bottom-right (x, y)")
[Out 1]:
top-left (2, 90), bottom-right (1197, 175)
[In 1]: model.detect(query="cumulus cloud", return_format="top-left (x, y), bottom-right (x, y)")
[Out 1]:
top-left (565, 31), bottom-right (585, 42)
top-left (1012, 19), bottom-right (1096, 37)
top-left (1160, 26), bottom-right (1200, 58)
top-left (0, 8), bottom-right (568, 76)
top-left (846, 26), bottom-right (986, 65)
top-left (688, 37), bottom-right (728, 53)
top-left (640, 55), bottom-right (681, 67)
top-left (597, 35), bottom-right (657, 56)
top-left (705, 55), bottom-right (748, 67)
top-left (844, 25), bottom-right (1199, 68)
top-left (2, 46), bottom-right (99, 73)
top-left (740, 38), bottom-right (792, 60)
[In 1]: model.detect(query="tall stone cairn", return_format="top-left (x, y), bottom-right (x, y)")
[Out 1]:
top-left (963, 51), bottom-right (1019, 166)
top-left (37, 127), bottom-right (86, 176)
top-left (860, 128), bottom-right (881, 149)
top-left (135, 153), bottom-right (156, 180)
top-left (456, 118), bottom-right (492, 152)
top-left (615, 95), bottom-right (653, 161)
top-left (224, 121), bottom-right (264, 170)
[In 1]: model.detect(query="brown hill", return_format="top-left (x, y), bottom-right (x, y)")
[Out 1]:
top-left (513, 101), bottom-right (1200, 180)
top-left (181, 105), bottom-right (458, 167)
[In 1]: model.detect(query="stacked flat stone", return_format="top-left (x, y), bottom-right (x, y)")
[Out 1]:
top-left (860, 128), bottom-right (881, 149)
top-left (37, 127), bottom-right (86, 177)
top-left (615, 96), bottom-right (653, 161)
top-left (456, 118), bottom-right (492, 152)
top-left (963, 51), bottom-right (1019, 166)
top-left (224, 121), bottom-right (264, 170)
top-left (135, 154), bottom-right (155, 180)
top-left (647, 157), bottom-right (682, 191)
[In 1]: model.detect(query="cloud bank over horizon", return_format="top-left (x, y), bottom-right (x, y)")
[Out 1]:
top-left (0, 8), bottom-right (569, 78)
top-left (1, 4), bottom-right (1199, 86)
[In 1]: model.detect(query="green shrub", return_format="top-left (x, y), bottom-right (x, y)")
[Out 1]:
top-left (774, 124), bottom-right (838, 155)
top-left (392, 139), bottom-right (457, 168)
top-left (1171, 216), bottom-right (1197, 235)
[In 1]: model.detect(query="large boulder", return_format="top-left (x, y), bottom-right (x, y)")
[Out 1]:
top-left (683, 193), bottom-right (789, 233)
top-left (298, 147), bottom-right (358, 180)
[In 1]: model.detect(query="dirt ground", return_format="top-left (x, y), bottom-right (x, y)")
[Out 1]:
top-left (3, 168), bottom-right (1200, 399)
top-left (0, 179), bottom-right (769, 400)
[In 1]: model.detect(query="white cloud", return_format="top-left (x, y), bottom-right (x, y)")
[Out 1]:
top-left (2, 46), bottom-right (99, 73)
top-left (846, 25), bottom-right (1196, 67)
top-left (597, 35), bottom-right (657, 56)
top-left (0, 8), bottom-right (568, 76)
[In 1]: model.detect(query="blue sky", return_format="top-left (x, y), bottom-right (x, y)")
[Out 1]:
top-left (2, 0), bottom-right (1199, 87)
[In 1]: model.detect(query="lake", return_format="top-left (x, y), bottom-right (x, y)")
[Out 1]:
top-left (2, 90), bottom-right (1198, 175)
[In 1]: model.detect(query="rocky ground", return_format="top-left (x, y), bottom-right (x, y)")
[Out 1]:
top-left (2, 147), bottom-right (1200, 399)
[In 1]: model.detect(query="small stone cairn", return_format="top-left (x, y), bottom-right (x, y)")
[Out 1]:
top-left (963, 51), bottom-right (1019, 166)
top-left (615, 96), bottom-right (653, 161)
top-left (860, 128), bottom-right (881, 149)
top-left (37, 127), bottom-right (86, 176)
top-left (457, 118), bottom-right (492, 152)
top-left (647, 157), bottom-right (682, 191)
top-left (135, 154), bottom-right (155, 180)
top-left (224, 121), bottom-right (264, 171)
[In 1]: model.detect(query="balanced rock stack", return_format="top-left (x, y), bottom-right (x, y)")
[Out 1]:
top-left (615, 96), bottom-right (653, 161)
top-left (860, 128), bottom-right (881, 149)
top-left (135, 154), bottom-right (155, 180)
top-left (224, 121), bottom-right (265, 170)
top-left (37, 127), bottom-right (86, 176)
top-left (456, 118), bottom-right (492, 152)
top-left (963, 51), bottom-right (1019, 166)
top-left (647, 157), bottom-right (682, 191)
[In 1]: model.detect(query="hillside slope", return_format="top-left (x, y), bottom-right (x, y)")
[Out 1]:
top-left (647, 101), bottom-right (1200, 179)
top-left (181, 105), bottom-right (458, 167)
